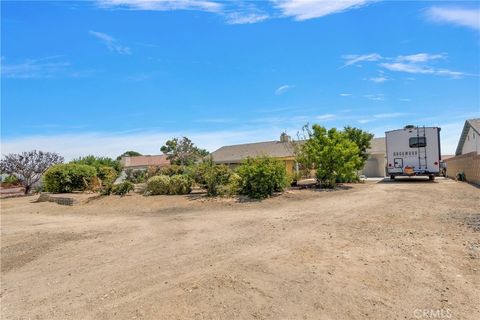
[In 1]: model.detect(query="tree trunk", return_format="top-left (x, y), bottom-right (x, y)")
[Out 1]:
top-left (24, 185), bottom-right (31, 195)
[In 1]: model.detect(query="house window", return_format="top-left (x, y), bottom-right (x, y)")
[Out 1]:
top-left (409, 137), bottom-right (427, 148)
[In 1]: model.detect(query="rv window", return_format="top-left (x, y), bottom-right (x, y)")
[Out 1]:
top-left (409, 137), bottom-right (426, 148)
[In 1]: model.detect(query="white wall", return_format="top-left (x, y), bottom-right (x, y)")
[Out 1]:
top-left (462, 127), bottom-right (480, 154)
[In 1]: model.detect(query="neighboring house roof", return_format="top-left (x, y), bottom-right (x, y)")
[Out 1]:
top-left (211, 140), bottom-right (299, 164)
top-left (455, 118), bottom-right (480, 155)
top-left (211, 136), bottom-right (387, 164)
top-left (368, 137), bottom-right (386, 154)
top-left (121, 155), bottom-right (170, 168)
top-left (441, 155), bottom-right (455, 161)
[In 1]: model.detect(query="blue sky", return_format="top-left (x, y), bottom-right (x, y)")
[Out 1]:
top-left (1, 0), bottom-right (479, 159)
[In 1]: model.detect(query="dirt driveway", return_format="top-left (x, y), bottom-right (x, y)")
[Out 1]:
top-left (1, 179), bottom-right (479, 320)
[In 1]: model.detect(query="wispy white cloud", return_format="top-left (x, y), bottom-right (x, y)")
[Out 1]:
top-left (396, 53), bottom-right (446, 63)
top-left (194, 118), bottom-right (234, 124)
top-left (343, 52), bottom-right (471, 79)
top-left (0, 127), bottom-right (301, 161)
top-left (275, 84), bottom-right (295, 95)
top-left (97, 0), bottom-right (379, 24)
top-left (97, 0), bottom-right (269, 25)
top-left (364, 94), bottom-right (385, 101)
top-left (225, 11), bottom-right (269, 24)
top-left (373, 112), bottom-right (407, 119)
top-left (369, 76), bottom-right (388, 83)
top-left (97, 0), bottom-right (222, 13)
top-left (1, 56), bottom-right (72, 79)
top-left (339, 93), bottom-right (352, 97)
top-left (400, 98), bottom-right (411, 102)
top-left (316, 113), bottom-right (336, 121)
top-left (425, 7), bottom-right (480, 31)
top-left (89, 30), bottom-right (132, 55)
top-left (275, 0), bottom-right (375, 21)
top-left (342, 53), bottom-right (382, 67)
top-left (357, 113), bottom-right (406, 124)
top-left (357, 119), bottom-right (373, 124)
top-left (379, 61), bottom-right (466, 78)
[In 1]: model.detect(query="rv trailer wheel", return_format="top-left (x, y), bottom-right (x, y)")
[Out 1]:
top-left (390, 175), bottom-right (395, 180)
top-left (429, 175), bottom-right (435, 181)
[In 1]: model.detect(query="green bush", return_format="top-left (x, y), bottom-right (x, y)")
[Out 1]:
top-left (169, 175), bottom-right (192, 195)
top-left (216, 172), bottom-right (241, 196)
top-left (71, 155), bottom-right (122, 173)
top-left (145, 175), bottom-right (171, 195)
top-left (145, 174), bottom-right (192, 195)
top-left (43, 163), bottom-right (97, 193)
top-left (236, 157), bottom-right (288, 199)
top-left (97, 166), bottom-right (118, 185)
top-left (125, 168), bottom-right (147, 183)
top-left (2, 174), bottom-right (19, 185)
top-left (194, 161), bottom-right (233, 196)
top-left (158, 165), bottom-right (185, 177)
top-left (112, 181), bottom-right (135, 196)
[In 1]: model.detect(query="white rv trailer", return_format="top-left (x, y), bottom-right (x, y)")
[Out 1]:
top-left (385, 125), bottom-right (441, 180)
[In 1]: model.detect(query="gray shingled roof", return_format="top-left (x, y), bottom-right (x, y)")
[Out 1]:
top-left (211, 141), bottom-right (298, 163)
top-left (211, 137), bottom-right (386, 163)
top-left (455, 118), bottom-right (480, 155)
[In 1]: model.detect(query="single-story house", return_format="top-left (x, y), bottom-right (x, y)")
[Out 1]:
top-left (444, 118), bottom-right (480, 185)
top-left (210, 133), bottom-right (387, 177)
top-left (120, 155), bottom-right (170, 170)
top-left (210, 133), bottom-right (299, 175)
top-left (455, 118), bottom-right (480, 155)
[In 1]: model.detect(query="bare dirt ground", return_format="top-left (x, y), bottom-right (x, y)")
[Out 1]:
top-left (1, 178), bottom-right (479, 320)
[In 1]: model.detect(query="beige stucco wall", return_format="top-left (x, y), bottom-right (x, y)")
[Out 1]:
top-left (360, 154), bottom-right (386, 177)
top-left (445, 152), bottom-right (480, 185)
top-left (461, 127), bottom-right (480, 155)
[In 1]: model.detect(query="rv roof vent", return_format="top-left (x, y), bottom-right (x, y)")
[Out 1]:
top-left (404, 125), bottom-right (415, 129)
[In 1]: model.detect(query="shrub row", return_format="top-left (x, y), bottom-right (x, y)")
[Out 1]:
top-left (44, 156), bottom-right (288, 200)
top-left (43, 162), bottom-right (121, 193)
top-left (43, 163), bottom-right (97, 193)
top-left (145, 174), bottom-right (192, 195)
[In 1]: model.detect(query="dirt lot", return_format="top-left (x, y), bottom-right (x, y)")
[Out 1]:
top-left (1, 178), bottom-right (479, 320)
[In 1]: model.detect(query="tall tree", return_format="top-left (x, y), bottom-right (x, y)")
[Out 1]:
top-left (116, 151), bottom-right (142, 160)
top-left (343, 126), bottom-right (374, 170)
top-left (0, 150), bottom-right (64, 194)
top-left (160, 137), bottom-right (209, 166)
top-left (297, 125), bottom-right (361, 188)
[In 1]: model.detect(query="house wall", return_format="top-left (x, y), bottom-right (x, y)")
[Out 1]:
top-left (461, 127), bottom-right (480, 155)
top-left (283, 159), bottom-right (297, 175)
top-left (445, 152), bottom-right (480, 185)
top-left (360, 154), bottom-right (386, 177)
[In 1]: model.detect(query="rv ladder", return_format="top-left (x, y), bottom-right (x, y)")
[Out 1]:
top-left (417, 126), bottom-right (427, 170)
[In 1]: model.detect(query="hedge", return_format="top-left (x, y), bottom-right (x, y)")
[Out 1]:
top-left (43, 163), bottom-right (97, 193)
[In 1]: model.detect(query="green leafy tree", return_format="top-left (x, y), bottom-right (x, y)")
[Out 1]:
top-left (297, 125), bottom-right (361, 188)
top-left (116, 151), bottom-right (142, 160)
top-left (236, 157), bottom-right (288, 199)
top-left (160, 137), bottom-right (209, 166)
top-left (0, 150), bottom-right (64, 194)
top-left (343, 126), bottom-right (374, 170)
top-left (71, 155), bottom-right (122, 173)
